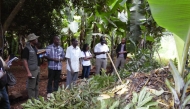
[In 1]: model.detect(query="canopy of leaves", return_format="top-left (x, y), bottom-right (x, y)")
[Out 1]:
top-left (2, 0), bottom-right (65, 43)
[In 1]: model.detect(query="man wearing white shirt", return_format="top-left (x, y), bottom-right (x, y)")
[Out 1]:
top-left (94, 38), bottom-right (109, 75)
top-left (65, 38), bottom-right (81, 87)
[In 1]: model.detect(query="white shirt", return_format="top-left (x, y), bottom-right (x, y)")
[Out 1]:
top-left (94, 43), bottom-right (109, 58)
top-left (80, 51), bottom-right (92, 66)
top-left (65, 45), bottom-right (81, 72)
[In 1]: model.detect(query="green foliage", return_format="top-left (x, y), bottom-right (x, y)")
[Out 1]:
top-left (147, 0), bottom-right (190, 75)
top-left (22, 70), bottom-right (116, 109)
top-left (148, 0), bottom-right (190, 108)
top-left (90, 69), bottom-right (115, 89)
top-left (96, 98), bottom-right (120, 109)
top-left (118, 69), bottom-right (131, 79)
top-left (173, 58), bottom-right (178, 69)
top-left (124, 87), bottom-right (158, 109)
top-left (164, 60), bottom-right (190, 109)
top-left (126, 49), bottom-right (160, 72)
top-left (22, 79), bottom-right (100, 109)
top-left (2, 0), bottom-right (66, 44)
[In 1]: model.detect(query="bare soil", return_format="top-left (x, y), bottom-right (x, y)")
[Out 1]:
top-left (8, 59), bottom-right (102, 109)
top-left (8, 60), bottom-right (67, 109)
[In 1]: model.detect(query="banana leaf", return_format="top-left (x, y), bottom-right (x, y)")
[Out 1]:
top-left (169, 60), bottom-right (184, 95)
top-left (147, 0), bottom-right (190, 75)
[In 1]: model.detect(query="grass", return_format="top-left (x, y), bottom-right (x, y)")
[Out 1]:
top-left (155, 57), bottom-right (170, 67)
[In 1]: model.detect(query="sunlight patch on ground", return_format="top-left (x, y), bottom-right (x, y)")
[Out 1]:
top-left (156, 35), bottom-right (177, 60)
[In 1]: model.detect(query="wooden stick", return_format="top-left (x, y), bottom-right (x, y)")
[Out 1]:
top-left (107, 53), bottom-right (123, 84)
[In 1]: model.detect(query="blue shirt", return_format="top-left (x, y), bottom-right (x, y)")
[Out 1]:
top-left (46, 44), bottom-right (65, 70)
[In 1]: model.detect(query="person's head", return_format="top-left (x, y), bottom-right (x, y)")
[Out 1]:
top-left (121, 38), bottom-right (126, 44)
top-left (36, 42), bottom-right (42, 49)
top-left (82, 43), bottom-right (89, 52)
top-left (71, 38), bottom-right (78, 47)
top-left (53, 36), bottom-right (61, 46)
top-left (27, 33), bottom-right (39, 46)
top-left (100, 37), bottom-right (106, 45)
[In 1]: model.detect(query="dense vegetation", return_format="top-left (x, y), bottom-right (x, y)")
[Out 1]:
top-left (1, 0), bottom-right (164, 59)
top-left (2, 0), bottom-right (190, 109)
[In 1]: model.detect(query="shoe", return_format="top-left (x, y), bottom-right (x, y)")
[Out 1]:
top-left (47, 93), bottom-right (52, 99)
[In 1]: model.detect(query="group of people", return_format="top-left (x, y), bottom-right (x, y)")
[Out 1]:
top-left (0, 33), bottom-right (128, 108)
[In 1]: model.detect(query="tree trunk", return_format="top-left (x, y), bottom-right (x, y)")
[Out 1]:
top-left (0, 0), bottom-right (3, 50)
top-left (80, 14), bottom-right (85, 48)
top-left (3, 0), bottom-right (25, 33)
top-left (0, 23), bottom-right (3, 50)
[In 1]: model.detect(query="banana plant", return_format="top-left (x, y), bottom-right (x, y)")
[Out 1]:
top-left (147, 0), bottom-right (190, 76)
top-left (165, 69), bottom-right (190, 109)
top-left (124, 87), bottom-right (158, 109)
top-left (147, 0), bottom-right (190, 108)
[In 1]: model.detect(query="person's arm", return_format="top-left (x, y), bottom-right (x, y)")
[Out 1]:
top-left (86, 51), bottom-right (93, 59)
top-left (94, 52), bottom-right (106, 55)
top-left (23, 59), bottom-right (32, 78)
top-left (21, 48), bottom-right (32, 78)
top-left (44, 47), bottom-right (60, 62)
top-left (5, 55), bottom-right (10, 63)
top-left (119, 51), bottom-right (127, 54)
top-left (67, 58), bottom-right (74, 73)
top-left (65, 47), bottom-right (74, 73)
top-left (116, 44), bottom-right (120, 55)
top-left (118, 44), bottom-right (127, 54)
top-left (47, 57), bottom-right (59, 62)
top-left (44, 55), bottom-right (59, 62)
top-left (80, 51), bottom-right (91, 61)
top-left (59, 48), bottom-right (65, 61)
top-left (94, 45), bottom-right (106, 55)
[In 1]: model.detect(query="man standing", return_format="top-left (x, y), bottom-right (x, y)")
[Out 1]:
top-left (115, 38), bottom-right (127, 70)
top-left (45, 36), bottom-right (64, 97)
top-left (66, 38), bottom-right (81, 87)
top-left (22, 33), bottom-right (40, 99)
top-left (94, 38), bottom-right (109, 75)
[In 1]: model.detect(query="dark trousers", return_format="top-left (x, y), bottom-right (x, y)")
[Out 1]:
top-left (82, 65), bottom-right (91, 79)
top-left (0, 87), bottom-right (10, 109)
top-left (47, 69), bottom-right (61, 93)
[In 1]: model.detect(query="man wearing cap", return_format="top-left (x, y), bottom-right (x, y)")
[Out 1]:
top-left (94, 37), bottom-right (109, 75)
top-left (22, 33), bottom-right (40, 99)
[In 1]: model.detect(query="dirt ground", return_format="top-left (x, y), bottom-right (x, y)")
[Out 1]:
top-left (7, 59), bottom-right (105, 109)
top-left (6, 57), bottom-right (114, 109)
top-left (8, 59), bottom-right (68, 109)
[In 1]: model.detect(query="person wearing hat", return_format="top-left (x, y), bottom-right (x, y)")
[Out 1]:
top-left (94, 37), bottom-right (109, 75)
top-left (22, 33), bottom-right (40, 99)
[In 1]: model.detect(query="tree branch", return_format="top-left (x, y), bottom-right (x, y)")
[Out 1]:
top-left (3, 0), bottom-right (25, 33)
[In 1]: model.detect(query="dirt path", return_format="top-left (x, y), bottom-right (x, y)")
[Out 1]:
top-left (8, 59), bottom-right (111, 109)
top-left (8, 60), bottom-right (67, 109)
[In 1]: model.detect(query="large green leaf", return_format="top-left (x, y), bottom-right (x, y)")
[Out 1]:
top-left (169, 60), bottom-right (184, 94)
top-left (147, 0), bottom-right (190, 75)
